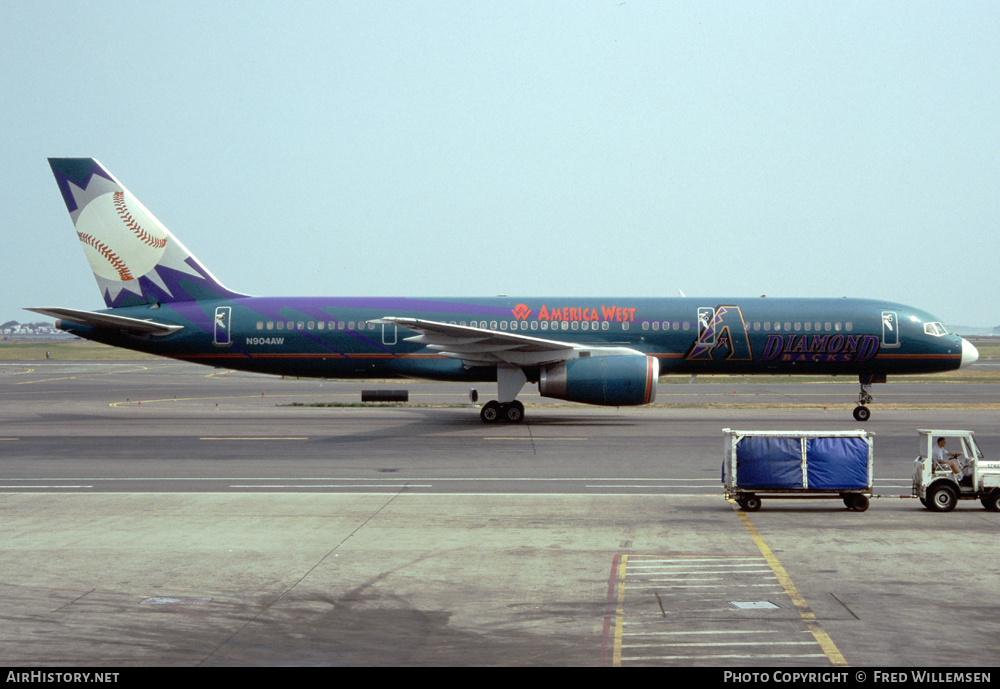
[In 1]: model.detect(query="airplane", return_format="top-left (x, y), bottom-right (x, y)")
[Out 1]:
top-left (28, 158), bottom-right (979, 424)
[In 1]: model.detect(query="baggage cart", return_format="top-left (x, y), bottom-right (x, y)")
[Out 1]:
top-left (722, 429), bottom-right (874, 512)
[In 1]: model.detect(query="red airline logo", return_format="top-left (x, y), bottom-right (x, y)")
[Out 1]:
top-left (511, 303), bottom-right (637, 323)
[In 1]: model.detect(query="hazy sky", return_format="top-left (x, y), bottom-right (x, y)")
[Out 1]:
top-left (2, 1), bottom-right (998, 327)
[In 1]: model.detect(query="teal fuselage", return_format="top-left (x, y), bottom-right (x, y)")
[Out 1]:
top-left (59, 296), bottom-right (967, 382)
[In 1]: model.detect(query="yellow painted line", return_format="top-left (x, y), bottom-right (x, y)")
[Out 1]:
top-left (15, 365), bottom-right (149, 385)
top-left (613, 554), bottom-right (628, 667)
top-left (1, 438), bottom-right (19, 441)
top-left (737, 511), bottom-right (848, 666)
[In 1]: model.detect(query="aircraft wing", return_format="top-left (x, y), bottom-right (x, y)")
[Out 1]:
top-left (374, 317), bottom-right (641, 367)
top-left (25, 307), bottom-right (184, 337)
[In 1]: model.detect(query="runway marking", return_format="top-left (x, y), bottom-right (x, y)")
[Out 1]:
top-left (603, 553), bottom-right (843, 666)
top-left (738, 511), bottom-right (848, 666)
top-left (484, 437), bottom-right (587, 441)
top-left (200, 437), bottom-right (309, 441)
top-left (230, 484), bottom-right (433, 489)
top-left (0, 485), bottom-right (94, 490)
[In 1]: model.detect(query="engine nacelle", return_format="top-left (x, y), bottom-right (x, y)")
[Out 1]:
top-left (539, 354), bottom-right (659, 406)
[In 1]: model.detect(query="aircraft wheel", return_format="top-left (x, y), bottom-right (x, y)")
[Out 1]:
top-left (503, 401), bottom-right (524, 424)
top-left (981, 490), bottom-right (1000, 512)
top-left (480, 401), bottom-right (501, 423)
top-left (853, 406), bottom-right (871, 422)
top-left (927, 483), bottom-right (957, 512)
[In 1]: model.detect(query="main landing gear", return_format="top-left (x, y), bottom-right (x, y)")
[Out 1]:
top-left (480, 400), bottom-right (525, 424)
top-left (478, 367), bottom-right (528, 424)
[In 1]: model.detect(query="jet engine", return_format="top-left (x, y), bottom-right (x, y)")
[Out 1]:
top-left (539, 354), bottom-right (659, 406)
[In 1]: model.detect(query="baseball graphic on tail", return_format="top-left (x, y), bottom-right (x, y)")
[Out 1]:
top-left (75, 191), bottom-right (169, 282)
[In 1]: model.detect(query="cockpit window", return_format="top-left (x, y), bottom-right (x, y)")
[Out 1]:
top-left (924, 322), bottom-right (950, 337)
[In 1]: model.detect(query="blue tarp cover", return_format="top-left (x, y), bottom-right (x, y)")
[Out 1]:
top-left (736, 437), bottom-right (803, 489)
top-left (734, 436), bottom-right (869, 490)
top-left (805, 437), bottom-right (869, 489)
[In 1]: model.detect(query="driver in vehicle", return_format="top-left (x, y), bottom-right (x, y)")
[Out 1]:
top-left (933, 437), bottom-right (963, 480)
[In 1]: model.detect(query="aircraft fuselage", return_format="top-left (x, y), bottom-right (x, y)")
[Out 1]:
top-left (58, 295), bottom-right (969, 381)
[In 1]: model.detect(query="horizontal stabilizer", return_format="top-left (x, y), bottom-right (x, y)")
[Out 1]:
top-left (25, 307), bottom-right (184, 337)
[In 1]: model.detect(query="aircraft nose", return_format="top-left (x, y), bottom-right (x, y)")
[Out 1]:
top-left (960, 338), bottom-right (979, 368)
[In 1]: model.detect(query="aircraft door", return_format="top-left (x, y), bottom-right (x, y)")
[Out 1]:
top-left (214, 306), bottom-right (232, 347)
top-left (382, 323), bottom-right (397, 346)
top-left (881, 311), bottom-right (899, 348)
top-left (697, 307), bottom-right (716, 346)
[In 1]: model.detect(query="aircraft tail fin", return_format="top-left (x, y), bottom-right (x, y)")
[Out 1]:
top-left (48, 158), bottom-right (246, 307)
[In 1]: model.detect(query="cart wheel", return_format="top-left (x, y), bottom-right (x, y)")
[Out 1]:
top-left (981, 490), bottom-right (1000, 512)
top-left (741, 495), bottom-right (761, 512)
top-left (848, 494), bottom-right (869, 512)
top-left (927, 483), bottom-right (957, 512)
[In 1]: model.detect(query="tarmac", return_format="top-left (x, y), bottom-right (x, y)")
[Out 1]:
top-left (1, 360), bottom-right (998, 667)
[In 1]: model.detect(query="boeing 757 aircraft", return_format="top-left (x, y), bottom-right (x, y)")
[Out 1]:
top-left (28, 158), bottom-right (978, 423)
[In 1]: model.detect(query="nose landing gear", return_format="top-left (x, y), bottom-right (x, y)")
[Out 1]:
top-left (853, 384), bottom-right (873, 421)
top-left (853, 374), bottom-right (884, 422)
